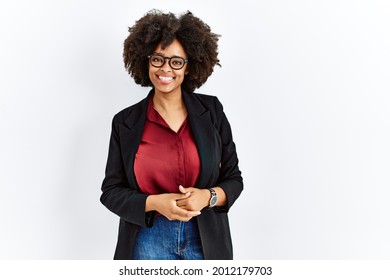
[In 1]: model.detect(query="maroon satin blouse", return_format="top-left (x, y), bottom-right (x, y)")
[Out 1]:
top-left (134, 98), bottom-right (200, 195)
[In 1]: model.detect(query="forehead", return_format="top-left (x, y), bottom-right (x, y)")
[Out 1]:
top-left (154, 39), bottom-right (187, 57)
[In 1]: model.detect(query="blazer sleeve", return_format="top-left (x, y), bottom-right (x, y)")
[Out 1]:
top-left (100, 114), bottom-right (154, 227)
top-left (213, 97), bottom-right (244, 213)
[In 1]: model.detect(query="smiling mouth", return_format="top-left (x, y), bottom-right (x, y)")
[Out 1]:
top-left (157, 75), bottom-right (174, 82)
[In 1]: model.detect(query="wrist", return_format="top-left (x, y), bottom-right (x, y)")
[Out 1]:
top-left (145, 194), bottom-right (157, 212)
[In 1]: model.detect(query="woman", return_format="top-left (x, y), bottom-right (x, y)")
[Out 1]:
top-left (100, 10), bottom-right (243, 260)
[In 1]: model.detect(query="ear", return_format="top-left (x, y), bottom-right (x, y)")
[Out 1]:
top-left (184, 65), bottom-right (190, 75)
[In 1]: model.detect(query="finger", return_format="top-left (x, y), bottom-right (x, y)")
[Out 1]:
top-left (180, 185), bottom-right (197, 193)
top-left (186, 210), bottom-right (201, 217)
top-left (175, 192), bottom-right (191, 201)
top-left (176, 200), bottom-right (186, 207)
top-left (174, 207), bottom-right (201, 218)
top-left (179, 185), bottom-right (188, 194)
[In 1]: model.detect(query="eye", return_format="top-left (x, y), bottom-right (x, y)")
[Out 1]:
top-left (152, 56), bottom-right (164, 63)
top-left (171, 58), bottom-right (184, 66)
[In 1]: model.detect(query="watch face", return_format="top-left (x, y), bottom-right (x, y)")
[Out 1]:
top-left (210, 196), bottom-right (218, 207)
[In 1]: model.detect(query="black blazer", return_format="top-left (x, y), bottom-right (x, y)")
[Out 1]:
top-left (100, 90), bottom-right (243, 259)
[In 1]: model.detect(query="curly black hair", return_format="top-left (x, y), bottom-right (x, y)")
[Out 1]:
top-left (123, 10), bottom-right (220, 93)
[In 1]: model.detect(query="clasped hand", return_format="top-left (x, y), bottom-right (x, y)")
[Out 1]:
top-left (149, 185), bottom-right (210, 222)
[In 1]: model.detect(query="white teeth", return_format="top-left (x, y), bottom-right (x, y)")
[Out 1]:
top-left (158, 76), bottom-right (173, 81)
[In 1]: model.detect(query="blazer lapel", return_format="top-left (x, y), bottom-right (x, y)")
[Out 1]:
top-left (119, 94), bottom-right (150, 190)
top-left (183, 92), bottom-right (217, 188)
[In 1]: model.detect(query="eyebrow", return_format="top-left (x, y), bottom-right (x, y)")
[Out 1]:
top-left (152, 52), bottom-right (186, 58)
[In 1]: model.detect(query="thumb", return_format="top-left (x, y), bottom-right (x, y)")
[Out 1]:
top-left (179, 185), bottom-right (190, 194)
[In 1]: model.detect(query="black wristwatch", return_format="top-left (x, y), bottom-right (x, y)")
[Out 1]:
top-left (208, 188), bottom-right (218, 208)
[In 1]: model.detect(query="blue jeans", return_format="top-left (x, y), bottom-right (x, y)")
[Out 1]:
top-left (132, 215), bottom-right (204, 260)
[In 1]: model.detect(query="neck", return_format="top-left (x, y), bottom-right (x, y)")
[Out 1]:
top-left (152, 89), bottom-right (185, 112)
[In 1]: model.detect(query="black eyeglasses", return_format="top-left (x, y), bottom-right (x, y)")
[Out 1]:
top-left (147, 54), bottom-right (188, 70)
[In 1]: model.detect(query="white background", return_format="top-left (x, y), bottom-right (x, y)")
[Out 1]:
top-left (1, 0), bottom-right (389, 259)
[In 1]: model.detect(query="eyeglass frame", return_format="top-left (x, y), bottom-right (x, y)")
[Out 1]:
top-left (147, 54), bottom-right (189, 70)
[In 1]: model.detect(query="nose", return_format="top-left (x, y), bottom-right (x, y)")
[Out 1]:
top-left (160, 58), bottom-right (172, 72)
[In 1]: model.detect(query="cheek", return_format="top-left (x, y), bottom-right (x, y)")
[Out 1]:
top-left (148, 70), bottom-right (158, 86)
top-left (148, 67), bottom-right (155, 79)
